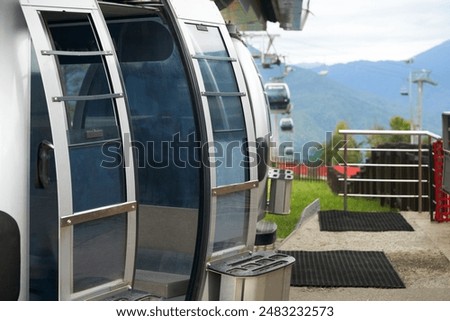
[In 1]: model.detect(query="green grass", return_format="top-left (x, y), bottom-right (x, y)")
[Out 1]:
top-left (264, 180), bottom-right (396, 239)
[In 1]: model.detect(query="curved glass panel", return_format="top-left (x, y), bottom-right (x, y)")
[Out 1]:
top-left (73, 214), bottom-right (127, 292)
top-left (108, 17), bottom-right (201, 209)
top-left (106, 15), bottom-right (201, 298)
top-left (41, 10), bottom-right (129, 296)
top-left (186, 23), bottom-right (250, 251)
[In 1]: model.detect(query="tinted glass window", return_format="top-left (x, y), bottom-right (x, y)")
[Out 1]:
top-left (43, 12), bottom-right (120, 146)
top-left (41, 11), bottom-right (128, 294)
top-left (108, 17), bottom-right (200, 208)
top-left (43, 12), bottom-right (126, 212)
top-left (186, 24), bottom-right (248, 186)
top-left (186, 24), bottom-right (250, 251)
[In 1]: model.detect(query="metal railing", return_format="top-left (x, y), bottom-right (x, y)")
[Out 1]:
top-left (339, 129), bottom-right (441, 213)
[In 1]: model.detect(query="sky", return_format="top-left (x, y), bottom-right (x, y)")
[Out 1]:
top-left (255, 0), bottom-right (450, 65)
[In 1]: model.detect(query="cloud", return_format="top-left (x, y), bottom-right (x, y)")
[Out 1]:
top-left (259, 0), bottom-right (450, 64)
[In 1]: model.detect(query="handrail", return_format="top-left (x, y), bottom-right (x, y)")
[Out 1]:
top-left (340, 129), bottom-right (441, 140)
top-left (339, 129), bottom-right (441, 213)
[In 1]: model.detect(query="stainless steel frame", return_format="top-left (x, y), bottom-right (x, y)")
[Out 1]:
top-left (175, 12), bottom-right (259, 258)
top-left (339, 129), bottom-right (441, 213)
top-left (21, 0), bottom-right (137, 300)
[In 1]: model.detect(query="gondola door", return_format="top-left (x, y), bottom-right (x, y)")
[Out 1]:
top-left (21, 0), bottom-right (137, 300)
top-left (176, 7), bottom-right (259, 258)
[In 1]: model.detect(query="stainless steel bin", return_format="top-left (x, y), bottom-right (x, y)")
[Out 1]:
top-left (268, 168), bottom-right (294, 214)
top-left (207, 251), bottom-right (295, 301)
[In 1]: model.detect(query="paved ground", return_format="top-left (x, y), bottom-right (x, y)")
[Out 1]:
top-left (278, 211), bottom-right (450, 301)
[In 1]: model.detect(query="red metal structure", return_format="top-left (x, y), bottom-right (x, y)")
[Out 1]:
top-left (433, 140), bottom-right (450, 222)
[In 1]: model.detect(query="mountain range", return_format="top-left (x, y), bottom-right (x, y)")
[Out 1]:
top-left (256, 40), bottom-right (450, 159)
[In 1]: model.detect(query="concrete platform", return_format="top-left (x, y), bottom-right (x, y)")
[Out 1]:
top-left (279, 211), bottom-right (450, 301)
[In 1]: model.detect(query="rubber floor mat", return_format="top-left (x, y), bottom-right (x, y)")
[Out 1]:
top-left (319, 210), bottom-right (414, 232)
top-left (278, 250), bottom-right (405, 288)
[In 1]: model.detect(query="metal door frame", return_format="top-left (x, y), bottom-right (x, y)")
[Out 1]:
top-left (175, 16), bottom-right (259, 258)
top-left (21, 0), bottom-right (137, 300)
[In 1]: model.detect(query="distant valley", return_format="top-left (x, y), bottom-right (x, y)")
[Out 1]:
top-left (257, 40), bottom-right (450, 159)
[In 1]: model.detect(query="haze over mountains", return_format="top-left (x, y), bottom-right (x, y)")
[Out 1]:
top-left (257, 40), bottom-right (450, 158)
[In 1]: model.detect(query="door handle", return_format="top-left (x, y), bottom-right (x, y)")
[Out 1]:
top-left (37, 140), bottom-right (54, 189)
top-left (256, 137), bottom-right (269, 182)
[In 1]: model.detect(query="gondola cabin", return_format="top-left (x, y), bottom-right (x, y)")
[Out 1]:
top-left (264, 82), bottom-right (292, 114)
top-left (0, 0), bottom-right (294, 301)
top-left (280, 117), bottom-right (294, 132)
